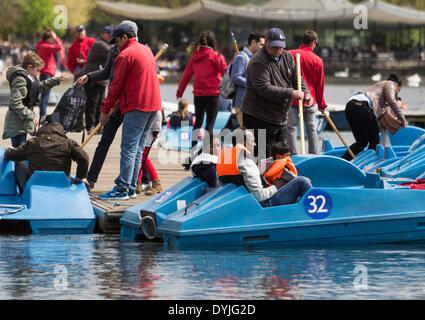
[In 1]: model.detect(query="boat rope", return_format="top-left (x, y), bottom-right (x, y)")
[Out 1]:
top-left (397, 159), bottom-right (412, 171)
top-left (139, 215), bottom-right (157, 240)
top-left (0, 204), bottom-right (25, 216)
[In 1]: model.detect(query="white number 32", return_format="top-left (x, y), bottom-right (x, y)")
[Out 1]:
top-left (307, 195), bottom-right (328, 214)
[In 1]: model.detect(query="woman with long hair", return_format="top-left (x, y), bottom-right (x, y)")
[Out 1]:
top-left (168, 99), bottom-right (195, 128)
top-left (176, 30), bottom-right (227, 148)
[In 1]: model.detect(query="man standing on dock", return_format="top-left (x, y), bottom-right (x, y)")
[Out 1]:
top-left (98, 23), bottom-right (161, 200)
top-left (286, 30), bottom-right (327, 155)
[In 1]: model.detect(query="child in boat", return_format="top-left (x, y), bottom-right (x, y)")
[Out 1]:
top-left (190, 136), bottom-right (221, 188)
top-left (168, 99), bottom-right (195, 128)
top-left (261, 142), bottom-right (298, 189)
top-left (3, 51), bottom-right (68, 147)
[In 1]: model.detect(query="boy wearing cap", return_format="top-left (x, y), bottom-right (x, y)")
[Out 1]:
top-left (67, 25), bottom-right (95, 76)
top-left (77, 26), bottom-right (112, 133)
top-left (241, 27), bottom-right (313, 161)
top-left (98, 23), bottom-right (161, 200)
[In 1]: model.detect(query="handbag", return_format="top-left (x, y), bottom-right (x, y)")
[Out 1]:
top-left (378, 107), bottom-right (402, 135)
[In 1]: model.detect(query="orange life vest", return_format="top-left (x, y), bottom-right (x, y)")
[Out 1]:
top-left (216, 144), bottom-right (250, 177)
top-left (263, 157), bottom-right (297, 186)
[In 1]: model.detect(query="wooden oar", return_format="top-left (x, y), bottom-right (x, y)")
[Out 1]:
top-left (81, 43), bottom-right (169, 148)
top-left (322, 111), bottom-right (356, 159)
top-left (295, 53), bottom-right (306, 155)
top-left (230, 31), bottom-right (239, 55)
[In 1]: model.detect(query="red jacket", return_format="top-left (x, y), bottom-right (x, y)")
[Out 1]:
top-left (66, 36), bottom-right (95, 73)
top-left (101, 38), bottom-right (161, 115)
top-left (289, 45), bottom-right (326, 109)
top-left (176, 46), bottom-right (227, 98)
top-left (35, 37), bottom-right (63, 77)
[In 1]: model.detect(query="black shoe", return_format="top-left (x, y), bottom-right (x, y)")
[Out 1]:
top-left (182, 156), bottom-right (192, 170)
top-left (86, 180), bottom-right (95, 192)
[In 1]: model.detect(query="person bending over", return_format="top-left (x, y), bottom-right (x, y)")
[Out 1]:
top-left (4, 122), bottom-right (89, 193)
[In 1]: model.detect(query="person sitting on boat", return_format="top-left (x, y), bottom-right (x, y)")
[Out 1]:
top-left (4, 122), bottom-right (89, 193)
top-left (261, 142), bottom-right (298, 190)
top-left (216, 129), bottom-right (312, 207)
top-left (190, 136), bottom-right (221, 188)
top-left (168, 99), bottom-right (195, 128)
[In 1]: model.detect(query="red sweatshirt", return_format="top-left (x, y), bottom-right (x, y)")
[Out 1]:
top-left (101, 38), bottom-right (161, 115)
top-left (35, 37), bottom-right (63, 77)
top-left (176, 46), bottom-right (227, 98)
top-left (289, 45), bottom-right (326, 110)
top-left (66, 36), bottom-right (95, 73)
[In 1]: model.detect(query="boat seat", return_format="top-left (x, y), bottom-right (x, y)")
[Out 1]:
top-left (295, 155), bottom-right (366, 188)
top-left (0, 149), bottom-right (17, 195)
top-left (389, 126), bottom-right (425, 147)
top-left (20, 171), bottom-right (71, 207)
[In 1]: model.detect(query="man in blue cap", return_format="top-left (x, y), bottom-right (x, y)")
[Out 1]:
top-left (77, 25), bottom-right (112, 133)
top-left (241, 27), bottom-right (313, 161)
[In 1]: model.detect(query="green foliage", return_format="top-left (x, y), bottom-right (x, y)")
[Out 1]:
top-left (18, 0), bottom-right (56, 37)
top-left (0, 0), bottom-right (22, 39)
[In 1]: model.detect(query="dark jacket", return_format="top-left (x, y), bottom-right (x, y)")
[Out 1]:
top-left (79, 36), bottom-right (111, 86)
top-left (4, 123), bottom-right (89, 180)
top-left (87, 45), bottom-right (119, 83)
top-left (241, 46), bottom-right (309, 126)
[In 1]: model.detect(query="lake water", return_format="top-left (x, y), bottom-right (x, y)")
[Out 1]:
top-left (1, 82), bottom-right (425, 300)
top-left (2, 234), bottom-right (425, 300)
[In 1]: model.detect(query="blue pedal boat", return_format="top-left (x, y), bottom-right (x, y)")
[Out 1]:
top-left (0, 150), bottom-right (96, 235)
top-left (160, 111), bottom-right (233, 151)
top-left (120, 155), bottom-right (425, 247)
top-left (321, 126), bottom-right (425, 180)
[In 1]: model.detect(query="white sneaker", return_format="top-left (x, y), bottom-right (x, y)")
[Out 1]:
top-left (141, 183), bottom-right (151, 191)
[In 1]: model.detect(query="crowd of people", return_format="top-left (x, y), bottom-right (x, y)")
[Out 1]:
top-left (0, 21), bottom-right (408, 208)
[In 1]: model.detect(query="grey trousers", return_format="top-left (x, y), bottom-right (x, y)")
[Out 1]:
top-left (285, 106), bottom-right (319, 155)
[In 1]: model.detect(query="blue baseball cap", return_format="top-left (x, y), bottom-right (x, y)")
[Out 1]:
top-left (75, 25), bottom-right (85, 31)
top-left (266, 28), bottom-right (286, 48)
top-left (102, 26), bottom-right (113, 35)
top-left (109, 23), bottom-right (134, 44)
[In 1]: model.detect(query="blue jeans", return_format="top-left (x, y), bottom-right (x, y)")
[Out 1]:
top-left (114, 110), bottom-right (156, 193)
top-left (261, 176), bottom-right (312, 207)
top-left (11, 134), bottom-right (27, 147)
top-left (39, 74), bottom-right (52, 118)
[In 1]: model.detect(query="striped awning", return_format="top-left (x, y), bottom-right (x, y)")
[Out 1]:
top-left (95, 0), bottom-right (425, 25)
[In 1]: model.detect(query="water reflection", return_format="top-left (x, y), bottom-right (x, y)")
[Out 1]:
top-left (2, 235), bottom-right (425, 299)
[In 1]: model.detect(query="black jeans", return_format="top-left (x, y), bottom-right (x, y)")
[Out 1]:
top-left (84, 82), bottom-right (106, 130)
top-left (87, 109), bottom-right (123, 183)
top-left (342, 100), bottom-right (380, 161)
top-left (243, 112), bottom-right (287, 160)
top-left (192, 96), bottom-right (219, 147)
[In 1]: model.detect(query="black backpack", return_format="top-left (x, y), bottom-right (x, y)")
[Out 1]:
top-left (45, 86), bottom-right (87, 133)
